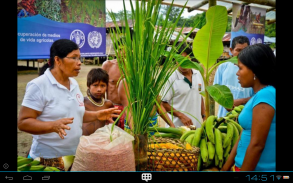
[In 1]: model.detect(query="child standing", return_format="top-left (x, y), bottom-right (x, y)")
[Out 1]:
top-left (82, 68), bottom-right (114, 136)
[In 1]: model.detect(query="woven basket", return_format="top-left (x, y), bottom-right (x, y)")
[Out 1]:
top-left (147, 137), bottom-right (200, 171)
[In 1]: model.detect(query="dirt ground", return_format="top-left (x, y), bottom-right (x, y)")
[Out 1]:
top-left (17, 63), bottom-right (218, 157)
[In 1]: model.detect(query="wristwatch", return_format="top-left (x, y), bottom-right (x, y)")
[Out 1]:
top-left (202, 114), bottom-right (206, 119)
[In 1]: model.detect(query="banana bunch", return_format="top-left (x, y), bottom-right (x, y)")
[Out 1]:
top-left (17, 156), bottom-right (60, 171)
top-left (225, 105), bottom-right (245, 122)
top-left (179, 114), bottom-right (243, 171)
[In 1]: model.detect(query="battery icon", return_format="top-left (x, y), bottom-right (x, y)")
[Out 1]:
top-left (283, 176), bottom-right (289, 179)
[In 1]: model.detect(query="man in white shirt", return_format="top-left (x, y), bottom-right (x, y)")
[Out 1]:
top-left (161, 43), bottom-right (206, 128)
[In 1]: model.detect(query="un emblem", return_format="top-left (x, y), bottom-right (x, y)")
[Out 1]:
top-left (70, 30), bottom-right (85, 48)
top-left (88, 31), bottom-right (102, 48)
top-left (256, 38), bottom-right (262, 44)
top-left (250, 37), bottom-right (256, 45)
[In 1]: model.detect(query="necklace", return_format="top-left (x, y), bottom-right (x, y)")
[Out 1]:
top-left (86, 90), bottom-right (105, 107)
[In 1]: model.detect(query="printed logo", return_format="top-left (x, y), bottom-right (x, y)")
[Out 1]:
top-left (76, 94), bottom-right (84, 106)
top-left (198, 84), bottom-right (201, 91)
top-left (257, 38), bottom-right (262, 44)
top-left (70, 30), bottom-right (85, 48)
top-left (250, 37), bottom-right (256, 45)
top-left (88, 31), bottom-right (102, 48)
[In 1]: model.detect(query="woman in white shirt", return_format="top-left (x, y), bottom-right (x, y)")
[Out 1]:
top-left (18, 39), bottom-right (121, 159)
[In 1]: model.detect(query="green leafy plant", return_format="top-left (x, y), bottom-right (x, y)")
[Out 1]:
top-left (35, 0), bottom-right (62, 22)
top-left (192, 5), bottom-right (234, 117)
top-left (108, 0), bottom-right (200, 135)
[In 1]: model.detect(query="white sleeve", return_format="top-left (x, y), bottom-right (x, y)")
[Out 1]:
top-left (161, 79), bottom-right (175, 102)
top-left (21, 82), bottom-right (45, 112)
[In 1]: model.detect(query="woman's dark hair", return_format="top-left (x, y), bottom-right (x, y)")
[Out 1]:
top-left (87, 68), bottom-right (109, 87)
top-left (238, 43), bottom-right (276, 88)
top-left (39, 39), bottom-right (79, 75)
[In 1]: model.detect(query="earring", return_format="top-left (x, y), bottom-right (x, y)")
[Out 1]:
top-left (254, 75), bottom-right (256, 80)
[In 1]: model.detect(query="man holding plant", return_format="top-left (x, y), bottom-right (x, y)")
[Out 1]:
top-left (161, 42), bottom-right (206, 128)
top-left (213, 36), bottom-right (254, 118)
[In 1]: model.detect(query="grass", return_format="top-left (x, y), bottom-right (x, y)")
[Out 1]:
top-left (17, 70), bottom-right (38, 75)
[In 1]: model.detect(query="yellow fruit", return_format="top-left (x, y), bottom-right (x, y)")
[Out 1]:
top-left (185, 143), bottom-right (192, 150)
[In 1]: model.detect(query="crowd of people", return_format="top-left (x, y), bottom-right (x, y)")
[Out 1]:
top-left (18, 35), bottom-right (276, 171)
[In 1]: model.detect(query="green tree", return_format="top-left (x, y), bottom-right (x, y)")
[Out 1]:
top-left (265, 22), bottom-right (276, 37)
top-left (160, 5), bottom-right (183, 23)
top-left (226, 16), bottom-right (232, 32)
top-left (106, 10), bottom-right (132, 22)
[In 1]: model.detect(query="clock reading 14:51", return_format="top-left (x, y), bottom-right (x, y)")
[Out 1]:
top-left (246, 175), bottom-right (276, 181)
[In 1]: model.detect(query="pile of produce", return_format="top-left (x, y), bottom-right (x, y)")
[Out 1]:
top-left (179, 105), bottom-right (244, 171)
top-left (148, 126), bottom-right (191, 139)
top-left (147, 137), bottom-right (200, 171)
top-left (17, 155), bottom-right (70, 172)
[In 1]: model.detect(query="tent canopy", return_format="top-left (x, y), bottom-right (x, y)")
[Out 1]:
top-left (264, 36), bottom-right (276, 43)
top-left (158, 0), bottom-right (275, 24)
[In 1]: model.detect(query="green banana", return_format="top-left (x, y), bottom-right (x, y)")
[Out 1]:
top-left (215, 152), bottom-right (219, 166)
top-left (18, 156), bottom-right (25, 160)
top-left (18, 157), bottom-right (33, 167)
top-left (221, 133), bottom-right (226, 142)
top-left (223, 122), bottom-right (234, 148)
top-left (238, 105), bottom-right (245, 110)
top-left (199, 138), bottom-right (209, 163)
top-left (207, 141), bottom-right (215, 161)
top-left (154, 133), bottom-right (181, 139)
top-left (218, 126), bottom-right (227, 133)
top-left (29, 165), bottom-right (46, 171)
top-left (29, 160), bottom-right (41, 166)
top-left (219, 122), bottom-right (227, 127)
top-left (227, 119), bottom-right (243, 134)
top-left (230, 123), bottom-right (240, 148)
top-left (226, 113), bottom-right (238, 119)
top-left (18, 163), bottom-right (32, 171)
top-left (43, 166), bottom-right (61, 172)
top-left (180, 130), bottom-right (196, 143)
top-left (191, 127), bottom-right (203, 147)
top-left (205, 115), bottom-right (217, 144)
top-left (214, 128), bottom-right (223, 162)
top-left (185, 134), bottom-right (194, 144)
top-left (224, 143), bottom-right (232, 158)
top-left (197, 155), bottom-right (202, 171)
top-left (231, 110), bottom-right (238, 115)
top-left (218, 158), bottom-right (224, 168)
top-left (216, 117), bottom-right (224, 123)
top-left (234, 106), bottom-right (242, 113)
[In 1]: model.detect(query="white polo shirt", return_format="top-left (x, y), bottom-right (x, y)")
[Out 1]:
top-left (161, 69), bottom-right (205, 128)
top-left (22, 68), bottom-right (85, 159)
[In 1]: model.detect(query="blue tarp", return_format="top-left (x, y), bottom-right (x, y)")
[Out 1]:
top-left (264, 36), bottom-right (276, 43)
top-left (17, 14), bottom-right (106, 59)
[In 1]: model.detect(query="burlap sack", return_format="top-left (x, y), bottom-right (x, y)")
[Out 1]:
top-left (71, 124), bottom-right (135, 171)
